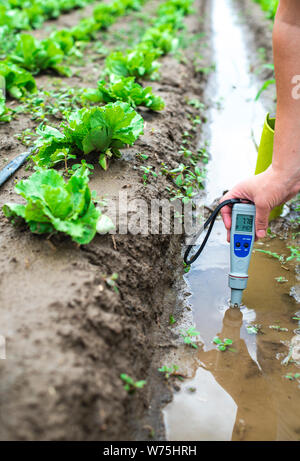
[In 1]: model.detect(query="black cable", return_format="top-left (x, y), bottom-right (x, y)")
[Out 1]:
top-left (184, 198), bottom-right (253, 266)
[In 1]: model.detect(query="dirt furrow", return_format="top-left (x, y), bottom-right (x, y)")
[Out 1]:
top-left (0, 0), bottom-right (210, 441)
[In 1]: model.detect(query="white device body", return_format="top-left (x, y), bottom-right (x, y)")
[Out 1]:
top-left (229, 203), bottom-right (256, 306)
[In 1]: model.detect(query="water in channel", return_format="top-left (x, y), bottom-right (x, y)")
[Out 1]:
top-left (163, 0), bottom-right (300, 441)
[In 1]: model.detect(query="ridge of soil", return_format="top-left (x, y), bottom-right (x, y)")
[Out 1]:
top-left (0, 0), bottom-right (210, 441)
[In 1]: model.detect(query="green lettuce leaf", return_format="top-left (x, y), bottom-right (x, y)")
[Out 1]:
top-left (33, 101), bottom-right (144, 168)
top-left (84, 76), bottom-right (165, 111)
top-left (105, 46), bottom-right (161, 79)
top-left (9, 33), bottom-right (71, 76)
top-left (0, 61), bottom-right (37, 99)
top-left (3, 164), bottom-right (101, 244)
top-left (141, 25), bottom-right (179, 54)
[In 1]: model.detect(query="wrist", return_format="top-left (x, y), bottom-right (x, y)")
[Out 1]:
top-left (270, 164), bottom-right (300, 192)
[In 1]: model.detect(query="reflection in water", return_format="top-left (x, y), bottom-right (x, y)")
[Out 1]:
top-left (164, 308), bottom-right (276, 441)
top-left (164, 366), bottom-right (237, 441)
top-left (164, 242), bottom-right (299, 441)
top-left (185, 221), bottom-right (258, 363)
top-left (164, 0), bottom-right (300, 442)
top-left (164, 226), bottom-right (299, 440)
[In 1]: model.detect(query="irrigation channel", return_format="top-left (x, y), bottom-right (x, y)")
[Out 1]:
top-left (163, 0), bottom-right (300, 441)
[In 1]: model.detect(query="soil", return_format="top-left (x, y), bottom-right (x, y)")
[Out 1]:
top-left (162, 0), bottom-right (300, 443)
top-left (0, 0), bottom-right (211, 441)
top-left (0, 0), bottom-right (298, 442)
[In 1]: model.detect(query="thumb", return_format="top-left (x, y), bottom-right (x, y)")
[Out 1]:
top-left (255, 205), bottom-right (270, 239)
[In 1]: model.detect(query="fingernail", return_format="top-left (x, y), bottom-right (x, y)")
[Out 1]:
top-left (257, 230), bottom-right (266, 238)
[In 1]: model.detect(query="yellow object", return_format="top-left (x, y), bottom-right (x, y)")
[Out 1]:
top-left (255, 113), bottom-right (283, 221)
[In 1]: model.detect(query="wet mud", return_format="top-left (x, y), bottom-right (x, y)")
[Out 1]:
top-left (163, 0), bottom-right (300, 442)
top-left (0, 0), bottom-right (210, 441)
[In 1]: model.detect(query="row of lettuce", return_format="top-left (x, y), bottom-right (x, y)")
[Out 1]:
top-left (0, 0), bottom-right (96, 31)
top-left (0, 0), bottom-right (150, 120)
top-left (0, 0), bottom-right (98, 58)
top-left (3, 0), bottom-right (197, 245)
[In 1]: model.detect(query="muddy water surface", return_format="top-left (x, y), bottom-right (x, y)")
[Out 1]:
top-left (163, 0), bottom-right (300, 441)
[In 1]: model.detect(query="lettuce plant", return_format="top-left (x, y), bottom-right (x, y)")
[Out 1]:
top-left (141, 25), bottom-right (179, 54)
top-left (0, 61), bottom-right (37, 99)
top-left (0, 0), bottom-right (96, 33)
top-left (83, 76), bottom-right (165, 111)
top-left (33, 101), bottom-right (144, 170)
top-left (70, 17), bottom-right (98, 41)
top-left (105, 46), bottom-right (161, 80)
top-left (9, 33), bottom-right (71, 76)
top-left (3, 164), bottom-right (102, 244)
top-left (158, 0), bottom-right (194, 15)
top-left (0, 94), bottom-right (11, 122)
top-left (50, 29), bottom-right (75, 54)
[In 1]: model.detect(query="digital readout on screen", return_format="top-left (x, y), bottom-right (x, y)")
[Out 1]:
top-left (235, 214), bottom-right (253, 233)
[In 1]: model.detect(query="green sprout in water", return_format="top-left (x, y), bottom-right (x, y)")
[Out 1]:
top-left (213, 336), bottom-right (234, 352)
top-left (255, 249), bottom-right (284, 262)
top-left (120, 374), bottom-right (146, 393)
top-left (269, 325), bottom-right (288, 332)
top-left (284, 373), bottom-right (300, 382)
top-left (286, 246), bottom-right (300, 262)
top-left (246, 324), bottom-right (263, 335)
top-left (275, 276), bottom-right (288, 283)
top-left (180, 326), bottom-right (201, 349)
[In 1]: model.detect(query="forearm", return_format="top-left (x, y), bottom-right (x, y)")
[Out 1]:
top-left (220, 1), bottom-right (300, 240)
top-left (272, 1), bottom-right (300, 193)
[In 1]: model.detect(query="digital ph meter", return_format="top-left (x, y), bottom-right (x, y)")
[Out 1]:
top-left (184, 199), bottom-right (256, 308)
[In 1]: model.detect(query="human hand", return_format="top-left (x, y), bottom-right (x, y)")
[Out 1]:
top-left (220, 166), bottom-right (300, 242)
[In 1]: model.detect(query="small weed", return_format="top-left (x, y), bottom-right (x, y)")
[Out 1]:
top-left (255, 78), bottom-right (276, 101)
top-left (15, 128), bottom-right (36, 147)
top-left (158, 364), bottom-right (179, 379)
top-left (136, 152), bottom-right (149, 161)
top-left (183, 262), bottom-right (191, 273)
top-left (187, 98), bottom-right (205, 110)
top-left (286, 246), bottom-right (300, 262)
top-left (246, 324), bottom-right (263, 335)
top-left (284, 373), bottom-right (300, 382)
top-left (269, 325), bottom-right (288, 332)
top-left (180, 326), bottom-right (201, 349)
top-left (275, 276), bottom-right (288, 283)
top-left (120, 374), bottom-right (146, 393)
top-left (169, 315), bottom-right (176, 325)
top-left (140, 165), bottom-right (158, 184)
top-left (213, 336), bottom-right (235, 352)
top-left (105, 273), bottom-right (119, 293)
top-left (255, 249), bottom-right (284, 262)
top-left (267, 228), bottom-right (277, 239)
